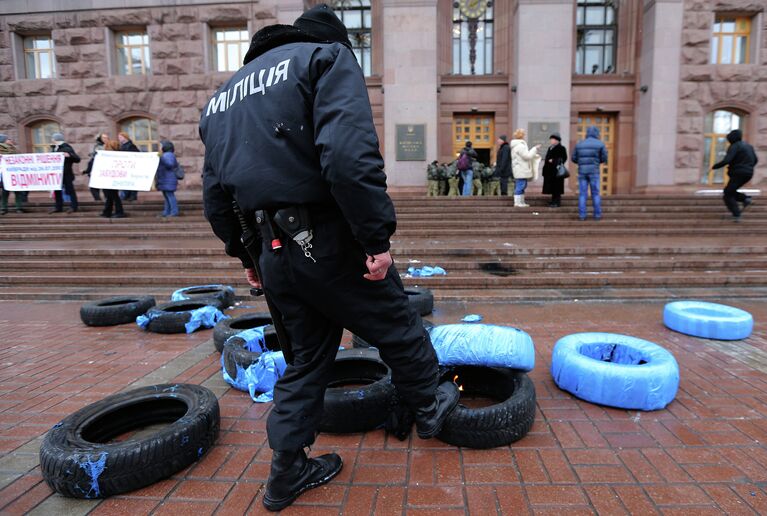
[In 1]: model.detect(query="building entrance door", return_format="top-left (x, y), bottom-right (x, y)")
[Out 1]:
top-left (453, 114), bottom-right (494, 165)
top-left (576, 113), bottom-right (615, 195)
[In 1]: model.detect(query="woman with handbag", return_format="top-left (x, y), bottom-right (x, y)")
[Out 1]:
top-left (155, 140), bottom-right (180, 217)
top-left (542, 133), bottom-right (568, 207)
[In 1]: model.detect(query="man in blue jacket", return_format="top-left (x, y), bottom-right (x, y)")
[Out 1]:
top-left (572, 126), bottom-right (608, 220)
top-left (199, 5), bottom-right (458, 511)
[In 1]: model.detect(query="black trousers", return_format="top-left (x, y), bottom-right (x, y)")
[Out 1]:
top-left (260, 213), bottom-right (438, 451)
top-left (500, 176), bottom-right (510, 196)
top-left (723, 172), bottom-right (752, 217)
top-left (102, 189), bottom-right (123, 216)
top-left (54, 175), bottom-right (78, 211)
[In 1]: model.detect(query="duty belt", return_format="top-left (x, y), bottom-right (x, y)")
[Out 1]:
top-left (255, 206), bottom-right (316, 263)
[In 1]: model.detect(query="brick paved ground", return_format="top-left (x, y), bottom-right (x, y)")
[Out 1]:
top-left (0, 298), bottom-right (766, 515)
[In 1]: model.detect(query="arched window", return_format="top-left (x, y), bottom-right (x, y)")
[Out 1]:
top-left (119, 117), bottom-right (159, 152)
top-left (702, 109), bottom-right (744, 184)
top-left (29, 120), bottom-right (61, 153)
top-left (332, 1), bottom-right (372, 77)
top-left (452, 1), bottom-right (494, 75)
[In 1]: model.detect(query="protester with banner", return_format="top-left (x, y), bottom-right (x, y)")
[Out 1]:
top-left (100, 139), bottom-right (126, 218)
top-left (50, 132), bottom-right (80, 214)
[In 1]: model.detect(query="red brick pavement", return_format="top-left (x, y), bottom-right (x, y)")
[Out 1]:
top-left (0, 299), bottom-right (765, 514)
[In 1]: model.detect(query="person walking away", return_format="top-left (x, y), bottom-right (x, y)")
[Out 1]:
top-left (712, 129), bottom-right (758, 222)
top-left (572, 126), bottom-right (607, 220)
top-left (50, 132), bottom-right (80, 213)
top-left (100, 139), bottom-right (125, 218)
top-left (542, 133), bottom-right (567, 207)
top-left (84, 133), bottom-right (108, 201)
top-left (117, 132), bottom-right (140, 201)
top-left (0, 134), bottom-right (25, 214)
top-left (456, 141), bottom-right (477, 196)
top-left (155, 140), bottom-right (180, 217)
top-left (509, 129), bottom-right (541, 207)
top-left (495, 134), bottom-right (512, 196)
top-left (199, 4), bottom-right (459, 511)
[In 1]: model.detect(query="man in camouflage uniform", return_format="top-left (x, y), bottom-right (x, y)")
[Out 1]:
top-left (471, 160), bottom-right (483, 196)
top-left (446, 160), bottom-right (460, 197)
top-left (426, 160), bottom-right (440, 196)
top-left (485, 163), bottom-right (500, 196)
top-left (438, 162), bottom-right (448, 195)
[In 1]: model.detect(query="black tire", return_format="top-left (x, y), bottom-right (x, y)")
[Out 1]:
top-left (213, 313), bottom-right (277, 353)
top-left (438, 367), bottom-right (536, 449)
top-left (143, 300), bottom-right (220, 334)
top-left (80, 296), bottom-right (156, 327)
top-left (405, 287), bottom-right (434, 316)
top-left (222, 327), bottom-right (282, 379)
top-left (319, 348), bottom-right (396, 433)
top-left (39, 384), bottom-right (219, 499)
top-left (352, 319), bottom-right (434, 349)
top-left (173, 285), bottom-right (235, 309)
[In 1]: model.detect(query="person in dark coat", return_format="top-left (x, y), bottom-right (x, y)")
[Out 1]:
top-left (50, 132), bottom-right (80, 213)
top-left (457, 141), bottom-right (478, 196)
top-left (100, 139), bottom-right (125, 218)
top-left (117, 132), bottom-right (140, 201)
top-left (494, 135), bottom-right (512, 196)
top-left (572, 126), bottom-right (607, 220)
top-left (155, 140), bottom-right (180, 217)
top-left (199, 4), bottom-right (458, 511)
top-left (542, 133), bottom-right (567, 207)
top-left (83, 133), bottom-right (108, 201)
top-left (712, 129), bottom-right (758, 221)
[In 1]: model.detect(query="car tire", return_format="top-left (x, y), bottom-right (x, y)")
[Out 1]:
top-left (213, 313), bottom-right (276, 353)
top-left (143, 300), bottom-right (221, 334)
top-left (405, 287), bottom-right (434, 316)
top-left (663, 301), bottom-right (753, 340)
top-left (437, 366), bottom-right (536, 449)
top-left (319, 348), bottom-right (396, 433)
top-left (80, 296), bottom-right (156, 327)
top-left (172, 285), bottom-right (235, 309)
top-left (39, 384), bottom-right (219, 499)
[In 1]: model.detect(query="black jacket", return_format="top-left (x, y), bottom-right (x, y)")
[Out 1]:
top-left (494, 143), bottom-right (512, 178)
top-left (712, 130), bottom-right (758, 176)
top-left (200, 29), bottom-right (395, 268)
top-left (51, 142), bottom-right (80, 180)
top-left (542, 143), bottom-right (567, 195)
top-left (120, 140), bottom-right (140, 152)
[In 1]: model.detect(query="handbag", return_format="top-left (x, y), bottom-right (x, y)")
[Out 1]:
top-left (556, 160), bottom-right (570, 179)
top-left (174, 164), bottom-right (185, 180)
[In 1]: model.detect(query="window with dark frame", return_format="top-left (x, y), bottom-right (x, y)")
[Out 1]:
top-left (452, 1), bottom-right (494, 75)
top-left (575, 0), bottom-right (616, 75)
top-left (332, 0), bottom-right (372, 77)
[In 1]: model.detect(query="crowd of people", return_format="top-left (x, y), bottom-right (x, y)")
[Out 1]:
top-left (427, 126), bottom-right (757, 221)
top-left (0, 131), bottom-right (183, 218)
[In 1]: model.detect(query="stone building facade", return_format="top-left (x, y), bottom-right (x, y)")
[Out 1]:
top-left (0, 0), bottom-right (764, 192)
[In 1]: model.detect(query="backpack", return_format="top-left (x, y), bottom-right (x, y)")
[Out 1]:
top-left (174, 164), bottom-right (185, 180)
top-left (457, 152), bottom-right (471, 171)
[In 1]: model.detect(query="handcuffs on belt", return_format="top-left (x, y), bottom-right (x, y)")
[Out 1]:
top-left (256, 206), bottom-right (316, 263)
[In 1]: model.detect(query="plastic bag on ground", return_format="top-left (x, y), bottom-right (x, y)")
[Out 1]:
top-left (222, 350), bottom-right (287, 402)
top-left (135, 311), bottom-right (160, 329)
top-left (428, 323), bottom-right (535, 371)
top-left (407, 266), bottom-right (446, 277)
top-left (225, 326), bottom-right (267, 352)
top-left (185, 306), bottom-right (228, 333)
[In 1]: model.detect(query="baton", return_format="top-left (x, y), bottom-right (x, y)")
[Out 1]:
top-left (232, 201), bottom-right (294, 365)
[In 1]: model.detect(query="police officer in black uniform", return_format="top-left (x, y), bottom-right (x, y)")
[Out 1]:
top-left (199, 4), bottom-right (459, 511)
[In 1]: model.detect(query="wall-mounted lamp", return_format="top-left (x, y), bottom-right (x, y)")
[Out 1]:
top-left (436, 86), bottom-right (441, 93)
top-left (510, 85), bottom-right (517, 92)
top-left (595, 106), bottom-right (604, 113)
top-left (381, 86), bottom-right (385, 94)
top-left (639, 85), bottom-right (649, 93)
top-left (471, 107), bottom-right (478, 112)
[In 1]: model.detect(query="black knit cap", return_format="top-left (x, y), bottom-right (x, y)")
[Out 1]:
top-left (550, 133), bottom-right (562, 142)
top-left (294, 4), bottom-right (352, 49)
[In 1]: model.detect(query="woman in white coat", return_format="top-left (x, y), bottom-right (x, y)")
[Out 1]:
top-left (509, 128), bottom-right (541, 207)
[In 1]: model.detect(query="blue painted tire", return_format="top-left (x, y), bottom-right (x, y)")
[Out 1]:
top-left (429, 324), bottom-right (535, 371)
top-left (663, 301), bottom-right (753, 340)
top-left (551, 333), bottom-right (679, 411)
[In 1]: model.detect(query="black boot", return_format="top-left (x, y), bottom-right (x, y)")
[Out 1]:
top-left (263, 449), bottom-right (343, 511)
top-left (414, 381), bottom-right (460, 439)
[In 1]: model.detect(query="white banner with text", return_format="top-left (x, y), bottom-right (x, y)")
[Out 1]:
top-left (89, 150), bottom-right (159, 191)
top-left (0, 153), bottom-right (65, 191)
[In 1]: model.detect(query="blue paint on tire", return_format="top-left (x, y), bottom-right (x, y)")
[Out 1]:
top-left (663, 301), bottom-right (753, 340)
top-left (551, 333), bottom-right (679, 411)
